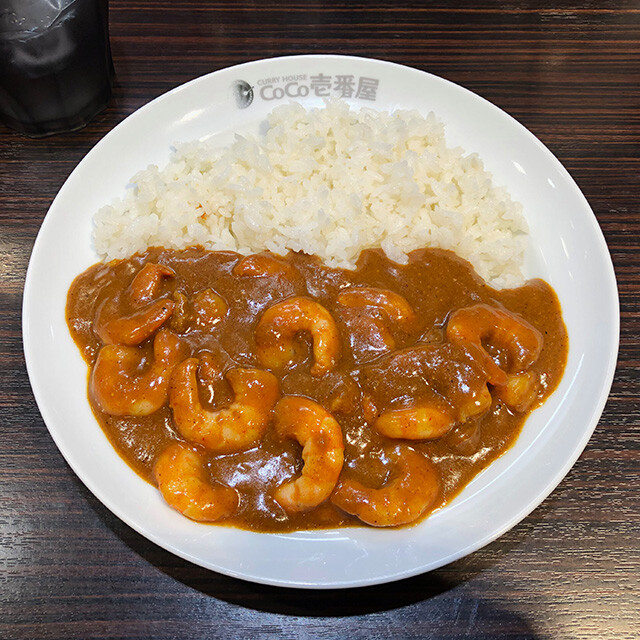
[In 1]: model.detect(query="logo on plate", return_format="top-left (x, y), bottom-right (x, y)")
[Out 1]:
top-left (232, 73), bottom-right (381, 108)
top-left (232, 80), bottom-right (254, 109)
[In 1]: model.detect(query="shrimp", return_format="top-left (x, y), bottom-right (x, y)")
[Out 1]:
top-left (90, 329), bottom-right (184, 416)
top-left (168, 289), bottom-right (226, 333)
top-left (169, 291), bottom-right (190, 333)
top-left (374, 401), bottom-right (454, 440)
top-left (169, 358), bottom-right (280, 454)
top-left (337, 287), bottom-right (417, 362)
top-left (331, 445), bottom-right (440, 527)
top-left (95, 299), bottom-right (175, 346)
top-left (255, 297), bottom-right (341, 377)
top-left (95, 262), bottom-right (176, 346)
top-left (337, 287), bottom-right (417, 330)
top-left (328, 377), bottom-right (362, 416)
top-left (341, 312), bottom-right (397, 364)
top-left (446, 303), bottom-right (543, 385)
top-left (457, 383), bottom-right (493, 422)
top-left (128, 263), bottom-right (175, 305)
top-left (154, 442), bottom-right (238, 522)
top-left (233, 252), bottom-right (299, 279)
top-left (374, 372), bottom-right (492, 439)
top-left (192, 288), bottom-right (228, 330)
top-left (497, 371), bottom-right (540, 412)
top-left (273, 396), bottom-right (344, 512)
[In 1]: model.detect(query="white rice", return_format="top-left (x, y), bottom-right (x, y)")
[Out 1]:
top-left (93, 99), bottom-right (527, 287)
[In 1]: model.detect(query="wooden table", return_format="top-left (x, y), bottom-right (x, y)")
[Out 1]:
top-left (1, 2), bottom-right (637, 638)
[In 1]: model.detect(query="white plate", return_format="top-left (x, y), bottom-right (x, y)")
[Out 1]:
top-left (23, 55), bottom-right (619, 589)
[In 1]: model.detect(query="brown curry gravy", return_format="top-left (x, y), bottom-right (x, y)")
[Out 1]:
top-left (66, 247), bottom-right (567, 531)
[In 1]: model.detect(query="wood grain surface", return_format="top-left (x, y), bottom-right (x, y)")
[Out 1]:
top-left (0, 1), bottom-right (638, 639)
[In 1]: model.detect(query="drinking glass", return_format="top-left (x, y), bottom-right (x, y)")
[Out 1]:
top-left (0, 0), bottom-right (114, 137)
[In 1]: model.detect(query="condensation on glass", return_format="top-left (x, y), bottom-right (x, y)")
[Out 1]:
top-left (0, 0), bottom-right (114, 137)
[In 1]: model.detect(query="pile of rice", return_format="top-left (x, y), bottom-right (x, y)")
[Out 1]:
top-left (93, 100), bottom-right (527, 287)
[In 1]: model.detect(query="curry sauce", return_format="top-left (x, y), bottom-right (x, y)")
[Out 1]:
top-left (66, 247), bottom-right (567, 531)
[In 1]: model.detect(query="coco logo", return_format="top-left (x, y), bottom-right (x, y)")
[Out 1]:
top-left (231, 80), bottom-right (254, 109)
top-left (259, 82), bottom-right (309, 100)
top-left (232, 73), bottom-right (379, 109)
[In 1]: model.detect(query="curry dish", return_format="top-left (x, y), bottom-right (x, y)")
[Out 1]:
top-left (66, 247), bottom-right (567, 531)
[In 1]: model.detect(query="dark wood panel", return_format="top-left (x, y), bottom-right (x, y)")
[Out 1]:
top-left (0, 1), bottom-right (637, 639)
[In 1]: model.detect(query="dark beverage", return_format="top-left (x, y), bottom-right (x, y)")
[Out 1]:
top-left (0, 0), bottom-right (114, 137)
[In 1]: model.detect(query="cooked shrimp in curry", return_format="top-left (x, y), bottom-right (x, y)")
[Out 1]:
top-left (331, 445), bottom-right (440, 527)
top-left (232, 252), bottom-right (301, 280)
top-left (496, 371), bottom-right (540, 412)
top-left (272, 396), bottom-right (344, 513)
top-left (446, 303), bottom-right (544, 386)
top-left (154, 442), bottom-right (238, 522)
top-left (66, 246), bottom-right (567, 532)
top-left (90, 329), bottom-right (184, 416)
top-left (336, 287), bottom-right (419, 362)
top-left (94, 262), bottom-right (176, 346)
top-left (128, 263), bottom-right (175, 306)
top-left (170, 358), bottom-right (280, 454)
top-left (255, 296), bottom-right (341, 377)
top-left (374, 401), bottom-right (455, 440)
top-left (337, 287), bottom-right (417, 331)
